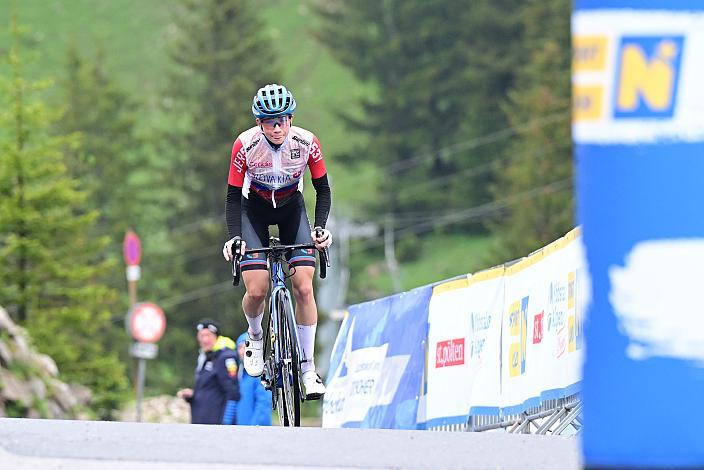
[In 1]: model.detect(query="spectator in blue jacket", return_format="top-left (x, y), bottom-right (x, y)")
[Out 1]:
top-left (176, 319), bottom-right (240, 424)
top-left (235, 332), bottom-right (272, 426)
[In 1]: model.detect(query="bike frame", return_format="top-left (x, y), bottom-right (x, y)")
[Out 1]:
top-left (268, 255), bottom-right (304, 395)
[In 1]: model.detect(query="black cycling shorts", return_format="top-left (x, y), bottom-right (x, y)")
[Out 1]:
top-left (240, 192), bottom-right (317, 272)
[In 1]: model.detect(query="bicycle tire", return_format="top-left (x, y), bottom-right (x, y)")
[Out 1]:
top-left (263, 307), bottom-right (278, 412)
top-left (276, 289), bottom-right (301, 427)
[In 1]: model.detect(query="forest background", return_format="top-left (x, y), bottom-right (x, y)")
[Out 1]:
top-left (0, 0), bottom-right (571, 418)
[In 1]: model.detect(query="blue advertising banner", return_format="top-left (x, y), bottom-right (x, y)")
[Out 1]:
top-left (574, 2), bottom-right (704, 467)
top-left (322, 286), bottom-right (432, 429)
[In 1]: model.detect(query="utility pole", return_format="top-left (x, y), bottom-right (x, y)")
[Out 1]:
top-left (384, 214), bottom-right (403, 293)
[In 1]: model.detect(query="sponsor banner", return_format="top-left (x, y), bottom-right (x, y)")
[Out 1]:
top-left (325, 230), bottom-right (585, 430)
top-left (424, 270), bottom-right (504, 428)
top-left (501, 231), bottom-right (585, 414)
top-left (575, 2), bottom-right (704, 467)
top-left (573, 10), bottom-right (704, 144)
top-left (322, 286), bottom-right (431, 429)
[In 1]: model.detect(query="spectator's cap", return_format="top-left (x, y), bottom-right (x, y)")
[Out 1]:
top-left (196, 319), bottom-right (220, 336)
top-left (236, 332), bottom-right (248, 347)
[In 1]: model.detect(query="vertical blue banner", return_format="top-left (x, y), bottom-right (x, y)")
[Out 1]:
top-left (574, 1), bottom-right (704, 467)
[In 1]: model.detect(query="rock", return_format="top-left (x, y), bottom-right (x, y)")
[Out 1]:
top-left (119, 395), bottom-right (190, 424)
top-left (0, 305), bottom-right (93, 420)
top-left (0, 369), bottom-right (33, 407)
top-left (74, 410), bottom-right (93, 421)
top-left (48, 378), bottom-right (77, 411)
top-left (0, 340), bottom-right (12, 366)
top-left (11, 334), bottom-right (32, 363)
top-left (0, 307), bottom-right (20, 336)
top-left (47, 400), bottom-right (65, 419)
top-left (69, 383), bottom-right (92, 406)
top-left (33, 354), bottom-right (59, 377)
top-left (28, 378), bottom-right (46, 400)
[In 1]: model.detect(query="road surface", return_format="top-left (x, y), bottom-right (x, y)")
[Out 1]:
top-left (0, 418), bottom-right (581, 469)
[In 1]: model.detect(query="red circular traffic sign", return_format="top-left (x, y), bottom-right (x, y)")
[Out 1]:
top-left (123, 230), bottom-right (142, 267)
top-left (127, 302), bottom-right (166, 343)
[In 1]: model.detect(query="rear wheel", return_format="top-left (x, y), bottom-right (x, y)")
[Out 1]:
top-left (277, 290), bottom-right (301, 427)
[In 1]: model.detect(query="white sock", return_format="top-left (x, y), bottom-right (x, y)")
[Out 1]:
top-left (246, 311), bottom-right (264, 340)
top-left (297, 323), bottom-right (317, 374)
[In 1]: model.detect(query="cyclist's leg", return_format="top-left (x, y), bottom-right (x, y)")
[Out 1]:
top-left (241, 198), bottom-right (271, 334)
top-left (241, 198), bottom-right (271, 376)
top-left (278, 194), bottom-right (325, 397)
top-left (277, 193), bottom-right (318, 327)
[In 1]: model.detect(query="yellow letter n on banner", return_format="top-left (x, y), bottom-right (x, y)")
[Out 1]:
top-left (615, 36), bottom-right (684, 118)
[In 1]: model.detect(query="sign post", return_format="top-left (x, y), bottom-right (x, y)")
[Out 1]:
top-left (125, 302), bottom-right (166, 423)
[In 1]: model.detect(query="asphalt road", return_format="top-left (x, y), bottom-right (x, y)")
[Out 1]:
top-left (0, 418), bottom-right (581, 469)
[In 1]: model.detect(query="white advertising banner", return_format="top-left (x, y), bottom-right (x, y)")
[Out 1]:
top-left (500, 230), bottom-right (585, 413)
top-left (424, 269), bottom-right (505, 427)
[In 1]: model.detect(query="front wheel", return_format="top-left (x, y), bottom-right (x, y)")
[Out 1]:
top-left (276, 290), bottom-right (301, 427)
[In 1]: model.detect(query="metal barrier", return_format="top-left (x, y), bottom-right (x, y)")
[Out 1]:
top-left (428, 393), bottom-right (582, 435)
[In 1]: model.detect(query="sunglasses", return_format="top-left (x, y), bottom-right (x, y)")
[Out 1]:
top-left (196, 323), bottom-right (219, 334)
top-left (259, 115), bottom-right (291, 128)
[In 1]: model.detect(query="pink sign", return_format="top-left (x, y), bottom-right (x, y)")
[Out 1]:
top-left (123, 230), bottom-right (142, 267)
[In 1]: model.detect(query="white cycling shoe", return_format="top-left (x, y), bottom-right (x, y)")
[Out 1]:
top-left (302, 370), bottom-right (326, 400)
top-left (244, 336), bottom-right (264, 377)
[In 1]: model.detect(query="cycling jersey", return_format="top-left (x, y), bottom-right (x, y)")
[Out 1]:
top-left (228, 126), bottom-right (327, 208)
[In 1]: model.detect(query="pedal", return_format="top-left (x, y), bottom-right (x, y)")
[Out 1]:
top-left (260, 373), bottom-right (273, 391)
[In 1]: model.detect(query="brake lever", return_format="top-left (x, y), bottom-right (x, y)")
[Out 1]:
top-left (231, 243), bottom-right (243, 286)
top-left (322, 246), bottom-right (331, 267)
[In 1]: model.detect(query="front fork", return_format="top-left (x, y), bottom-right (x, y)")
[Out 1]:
top-left (264, 270), bottom-right (304, 396)
top-left (272, 285), bottom-right (304, 397)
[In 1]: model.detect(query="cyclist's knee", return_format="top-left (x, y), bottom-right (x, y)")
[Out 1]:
top-left (292, 282), bottom-right (314, 305)
top-left (245, 285), bottom-right (268, 304)
top-left (244, 281), bottom-right (268, 304)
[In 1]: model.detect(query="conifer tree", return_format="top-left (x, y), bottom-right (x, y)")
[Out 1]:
top-left (312, 0), bottom-right (525, 224)
top-left (153, 0), bottom-right (282, 387)
top-left (0, 17), bottom-right (128, 417)
top-left (487, 0), bottom-right (573, 262)
top-left (58, 44), bottom-right (144, 242)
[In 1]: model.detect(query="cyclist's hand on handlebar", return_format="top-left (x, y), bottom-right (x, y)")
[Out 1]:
top-left (311, 227), bottom-right (332, 250)
top-left (223, 236), bottom-right (246, 261)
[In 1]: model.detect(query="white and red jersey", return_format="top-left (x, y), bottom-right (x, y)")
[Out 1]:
top-left (228, 126), bottom-right (327, 207)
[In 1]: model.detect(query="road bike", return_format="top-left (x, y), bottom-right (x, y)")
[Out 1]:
top-left (232, 237), bottom-right (329, 426)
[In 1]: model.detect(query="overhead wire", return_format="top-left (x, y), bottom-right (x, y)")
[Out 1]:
top-left (348, 177), bottom-right (574, 255)
top-left (383, 111), bottom-right (569, 173)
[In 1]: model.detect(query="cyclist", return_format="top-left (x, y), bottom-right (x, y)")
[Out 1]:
top-left (222, 83), bottom-right (331, 400)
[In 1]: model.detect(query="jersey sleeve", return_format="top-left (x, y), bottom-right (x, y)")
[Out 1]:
top-left (228, 138), bottom-right (247, 186)
top-left (307, 135), bottom-right (327, 179)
